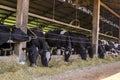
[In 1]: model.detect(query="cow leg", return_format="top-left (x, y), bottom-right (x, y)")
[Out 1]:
top-left (80, 51), bottom-right (87, 60)
top-left (98, 45), bottom-right (105, 59)
top-left (28, 47), bottom-right (38, 67)
top-left (64, 47), bottom-right (72, 62)
top-left (28, 52), bottom-right (37, 66)
top-left (61, 49), bottom-right (65, 55)
top-left (56, 46), bottom-right (61, 55)
top-left (28, 52), bottom-right (32, 64)
top-left (41, 54), bottom-right (48, 67)
top-left (29, 54), bottom-right (38, 67)
top-left (64, 50), bottom-right (71, 62)
top-left (32, 53), bottom-right (38, 66)
top-left (64, 40), bottom-right (72, 62)
top-left (50, 47), bottom-right (54, 54)
top-left (87, 45), bottom-right (94, 58)
top-left (79, 45), bottom-right (87, 60)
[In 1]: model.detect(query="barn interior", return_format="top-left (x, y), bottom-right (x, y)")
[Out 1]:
top-left (0, 0), bottom-right (120, 56)
top-left (0, 0), bottom-right (119, 39)
top-left (0, 0), bottom-right (120, 80)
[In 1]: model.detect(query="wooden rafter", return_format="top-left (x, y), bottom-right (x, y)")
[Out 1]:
top-left (0, 4), bottom-right (119, 40)
top-left (100, 1), bottom-right (120, 18)
top-left (29, 1), bottom-right (63, 23)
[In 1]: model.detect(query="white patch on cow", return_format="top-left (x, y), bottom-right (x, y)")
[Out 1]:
top-left (65, 51), bottom-right (69, 55)
top-left (46, 51), bottom-right (51, 62)
top-left (114, 43), bottom-right (118, 48)
top-left (70, 48), bottom-right (74, 54)
top-left (112, 52), bottom-right (118, 56)
top-left (111, 48), bottom-right (118, 56)
top-left (36, 47), bottom-right (38, 52)
top-left (7, 40), bottom-right (14, 43)
top-left (43, 32), bottom-right (46, 34)
top-left (71, 48), bottom-right (74, 51)
top-left (62, 49), bottom-right (65, 55)
top-left (19, 62), bottom-right (25, 65)
top-left (57, 49), bottom-right (61, 55)
top-left (60, 30), bottom-right (67, 35)
top-left (101, 40), bottom-right (108, 45)
top-left (50, 48), bottom-right (54, 54)
top-left (105, 51), bottom-right (110, 54)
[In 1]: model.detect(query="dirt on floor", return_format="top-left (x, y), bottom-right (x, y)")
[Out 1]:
top-left (34, 61), bottom-right (120, 80)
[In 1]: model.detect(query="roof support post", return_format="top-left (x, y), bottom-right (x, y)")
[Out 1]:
top-left (92, 0), bottom-right (100, 57)
top-left (119, 20), bottom-right (120, 43)
top-left (15, 0), bottom-right (29, 64)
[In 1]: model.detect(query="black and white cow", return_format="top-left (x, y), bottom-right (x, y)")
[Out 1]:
top-left (69, 32), bottom-right (94, 60)
top-left (45, 30), bottom-right (72, 62)
top-left (107, 41), bottom-right (119, 56)
top-left (45, 30), bottom-right (94, 61)
top-left (115, 42), bottom-right (120, 53)
top-left (0, 24), bottom-right (29, 56)
top-left (27, 29), bottom-right (51, 67)
top-left (0, 24), bottom-right (29, 45)
top-left (98, 40), bottom-right (119, 58)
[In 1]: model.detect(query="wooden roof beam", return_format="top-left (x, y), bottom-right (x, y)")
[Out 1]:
top-left (29, 13), bottom-right (92, 32)
top-left (28, 2), bottom-right (63, 23)
top-left (100, 1), bottom-right (120, 18)
top-left (0, 4), bottom-right (118, 40)
top-left (0, 5), bottom-right (16, 12)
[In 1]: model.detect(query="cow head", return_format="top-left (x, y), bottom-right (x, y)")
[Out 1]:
top-left (98, 40), bottom-right (106, 58)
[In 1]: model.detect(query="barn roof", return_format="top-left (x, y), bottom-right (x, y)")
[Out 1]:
top-left (102, 0), bottom-right (120, 15)
top-left (0, 0), bottom-right (119, 40)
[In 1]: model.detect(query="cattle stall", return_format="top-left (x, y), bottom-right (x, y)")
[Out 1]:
top-left (0, 0), bottom-right (120, 66)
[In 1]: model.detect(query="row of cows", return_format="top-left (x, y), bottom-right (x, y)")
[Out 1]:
top-left (0, 24), bottom-right (120, 67)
